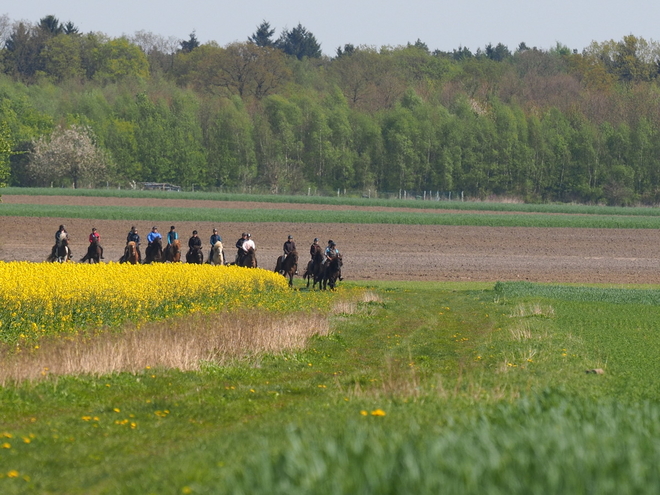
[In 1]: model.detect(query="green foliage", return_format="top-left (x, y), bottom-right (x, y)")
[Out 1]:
top-left (0, 122), bottom-right (12, 187)
top-left (6, 19), bottom-right (660, 201)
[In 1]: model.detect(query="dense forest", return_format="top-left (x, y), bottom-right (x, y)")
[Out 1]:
top-left (2, 14), bottom-right (660, 204)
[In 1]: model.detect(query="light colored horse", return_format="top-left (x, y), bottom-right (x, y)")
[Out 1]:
top-left (210, 241), bottom-right (224, 265)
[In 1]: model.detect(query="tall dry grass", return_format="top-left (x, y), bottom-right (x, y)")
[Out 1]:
top-left (0, 310), bottom-right (329, 384)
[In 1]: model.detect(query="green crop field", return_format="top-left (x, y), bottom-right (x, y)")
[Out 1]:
top-left (5, 186), bottom-right (660, 217)
top-left (4, 202), bottom-right (660, 229)
top-left (2, 279), bottom-right (660, 493)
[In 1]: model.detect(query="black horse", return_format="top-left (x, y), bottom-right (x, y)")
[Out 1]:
top-left (323, 255), bottom-right (343, 290)
top-left (80, 240), bottom-right (102, 264)
top-left (186, 246), bottom-right (204, 264)
top-left (143, 238), bottom-right (163, 264)
top-left (275, 250), bottom-right (298, 287)
top-left (304, 247), bottom-right (325, 290)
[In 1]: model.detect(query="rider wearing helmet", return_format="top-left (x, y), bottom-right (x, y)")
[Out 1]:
top-left (51, 224), bottom-right (72, 260)
top-left (165, 225), bottom-right (178, 259)
top-left (242, 233), bottom-right (256, 253)
top-left (310, 237), bottom-right (320, 259)
top-left (209, 228), bottom-right (222, 263)
top-left (122, 226), bottom-right (141, 262)
top-left (283, 235), bottom-right (296, 260)
top-left (88, 227), bottom-right (104, 259)
top-left (235, 232), bottom-right (247, 264)
top-left (325, 240), bottom-right (342, 281)
top-left (188, 230), bottom-right (202, 258)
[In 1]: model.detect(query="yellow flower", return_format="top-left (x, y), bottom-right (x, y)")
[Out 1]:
top-left (371, 409), bottom-right (386, 416)
top-left (1, 442), bottom-right (11, 449)
top-left (360, 410), bottom-right (368, 416)
top-left (7, 470), bottom-right (19, 478)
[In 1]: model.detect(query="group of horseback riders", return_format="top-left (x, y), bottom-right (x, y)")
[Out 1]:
top-left (49, 225), bottom-right (343, 285)
top-left (117, 225), bottom-right (226, 264)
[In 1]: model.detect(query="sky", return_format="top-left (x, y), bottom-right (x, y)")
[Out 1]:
top-left (3, 0), bottom-right (660, 56)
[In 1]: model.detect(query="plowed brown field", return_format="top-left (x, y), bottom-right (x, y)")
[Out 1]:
top-left (2, 195), bottom-right (659, 284)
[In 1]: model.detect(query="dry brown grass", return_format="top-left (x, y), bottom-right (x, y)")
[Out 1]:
top-left (0, 310), bottom-right (329, 384)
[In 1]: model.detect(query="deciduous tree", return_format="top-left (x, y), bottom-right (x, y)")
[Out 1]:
top-left (27, 124), bottom-right (111, 188)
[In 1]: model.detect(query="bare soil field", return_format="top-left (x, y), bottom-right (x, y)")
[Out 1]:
top-left (1, 195), bottom-right (659, 284)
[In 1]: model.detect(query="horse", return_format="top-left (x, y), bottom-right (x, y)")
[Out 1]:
top-left (186, 245), bottom-right (204, 264)
top-left (209, 241), bottom-right (224, 266)
top-left (47, 237), bottom-right (71, 263)
top-left (143, 238), bottom-right (163, 264)
top-left (304, 247), bottom-right (325, 290)
top-left (122, 241), bottom-right (139, 265)
top-left (322, 255), bottom-right (343, 290)
top-left (80, 240), bottom-right (102, 264)
top-left (164, 239), bottom-right (181, 263)
top-left (275, 250), bottom-right (298, 287)
top-left (238, 247), bottom-right (257, 268)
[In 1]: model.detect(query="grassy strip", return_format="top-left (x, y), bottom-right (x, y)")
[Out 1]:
top-left (2, 281), bottom-right (660, 493)
top-left (3, 202), bottom-right (660, 228)
top-left (4, 186), bottom-right (660, 217)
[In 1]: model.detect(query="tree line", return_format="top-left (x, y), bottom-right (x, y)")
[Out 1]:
top-left (2, 15), bottom-right (660, 204)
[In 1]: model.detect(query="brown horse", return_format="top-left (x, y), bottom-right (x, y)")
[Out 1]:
top-left (304, 247), bottom-right (325, 290)
top-left (165, 239), bottom-right (181, 263)
top-left (143, 238), bottom-right (163, 264)
top-left (239, 247), bottom-right (257, 268)
top-left (209, 241), bottom-right (224, 266)
top-left (186, 245), bottom-right (204, 264)
top-left (80, 240), bottom-right (102, 264)
top-left (275, 250), bottom-right (298, 287)
top-left (323, 254), bottom-right (343, 290)
top-left (122, 241), bottom-right (139, 264)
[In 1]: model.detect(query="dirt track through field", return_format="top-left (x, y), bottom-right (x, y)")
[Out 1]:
top-left (1, 195), bottom-right (659, 284)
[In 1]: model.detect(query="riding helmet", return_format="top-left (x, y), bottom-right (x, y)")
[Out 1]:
top-left (247, 233), bottom-right (252, 238)
top-left (288, 235), bottom-right (293, 239)
top-left (314, 238), bottom-right (319, 242)
top-left (193, 230), bottom-right (198, 235)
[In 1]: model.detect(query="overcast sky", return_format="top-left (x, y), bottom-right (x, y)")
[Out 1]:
top-left (4, 0), bottom-right (660, 56)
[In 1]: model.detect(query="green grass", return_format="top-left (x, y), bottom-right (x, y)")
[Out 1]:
top-left (2, 281), bottom-right (660, 493)
top-left (4, 186), bottom-right (660, 217)
top-left (4, 202), bottom-right (660, 228)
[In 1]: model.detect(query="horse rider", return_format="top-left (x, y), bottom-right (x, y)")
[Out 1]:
top-left (282, 234), bottom-right (297, 274)
top-left (209, 228), bottom-right (222, 262)
top-left (242, 233), bottom-right (256, 254)
top-left (147, 226), bottom-right (162, 246)
top-left (188, 230), bottom-right (202, 256)
top-left (122, 226), bottom-right (141, 262)
top-left (235, 232), bottom-right (247, 264)
top-left (165, 225), bottom-right (178, 258)
top-left (325, 240), bottom-right (343, 281)
top-left (283, 235), bottom-right (296, 260)
top-left (51, 224), bottom-right (72, 259)
top-left (310, 237), bottom-right (320, 259)
top-left (88, 227), bottom-right (104, 259)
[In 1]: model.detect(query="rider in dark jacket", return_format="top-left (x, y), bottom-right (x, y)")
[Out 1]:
top-left (235, 232), bottom-right (247, 264)
top-left (121, 226), bottom-right (141, 262)
top-left (188, 230), bottom-right (202, 250)
top-left (283, 235), bottom-right (296, 259)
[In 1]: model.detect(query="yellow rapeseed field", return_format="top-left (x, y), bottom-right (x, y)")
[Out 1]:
top-left (0, 262), bottom-right (293, 345)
